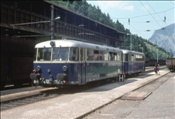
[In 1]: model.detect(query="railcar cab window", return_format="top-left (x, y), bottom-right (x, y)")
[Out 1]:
top-left (52, 47), bottom-right (68, 61)
top-left (136, 55), bottom-right (144, 61)
top-left (69, 48), bottom-right (79, 61)
top-left (37, 48), bottom-right (51, 61)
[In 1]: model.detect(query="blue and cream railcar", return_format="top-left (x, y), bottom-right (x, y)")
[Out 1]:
top-left (122, 50), bottom-right (145, 75)
top-left (30, 39), bottom-right (123, 86)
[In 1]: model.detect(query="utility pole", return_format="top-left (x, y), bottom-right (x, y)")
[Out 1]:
top-left (130, 34), bottom-right (132, 50)
top-left (156, 40), bottom-right (159, 63)
top-left (51, 5), bottom-right (54, 40)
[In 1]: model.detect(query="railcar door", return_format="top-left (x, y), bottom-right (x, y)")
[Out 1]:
top-left (124, 54), bottom-right (128, 74)
top-left (80, 48), bottom-right (86, 84)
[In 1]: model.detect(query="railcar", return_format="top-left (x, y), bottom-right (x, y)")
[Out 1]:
top-left (122, 49), bottom-right (145, 76)
top-left (30, 39), bottom-right (123, 86)
top-left (146, 58), bottom-right (166, 66)
top-left (166, 58), bottom-right (175, 72)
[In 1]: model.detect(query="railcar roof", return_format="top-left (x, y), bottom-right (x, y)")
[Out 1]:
top-left (121, 49), bottom-right (144, 56)
top-left (35, 39), bottom-right (122, 53)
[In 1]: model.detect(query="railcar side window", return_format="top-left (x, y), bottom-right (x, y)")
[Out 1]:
top-left (114, 53), bottom-right (118, 61)
top-left (101, 51), bottom-right (108, 61)
top-left (128, 54), bottom-right (131, 61)
top-left (131, 54), bottom-right (134, 61)
top-left (69, 48), bottom-right (79, 61)
top-left (114, 53), bottom-right (117, 61)
top-left (87, 49), bottom-right (94, 60)
top-left (37, 48), bottom-right (51, 61)
top-left (80, 48), bottom-right (85, 61)
top-left (94, 50), bottom-right (103, 61)
top-left (125, 54), bottom-right (128, 61)
top-left (109, 52), bottom-right (114, 61)
top-left (119, 53), bottom-right (122, 61)
top-left (116, 53), bottom-right (121, 61)
top-left (52, 47), bottom-right (68, 61)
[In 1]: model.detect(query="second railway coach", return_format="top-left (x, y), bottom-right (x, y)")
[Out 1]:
top-left (122, 49), bottom-right (145, 76)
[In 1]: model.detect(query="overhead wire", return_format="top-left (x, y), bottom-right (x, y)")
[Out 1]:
top-left (169, 0), bottom-right (175, 6)
top-left (112, 1), bottom-right (174, 40)
top-left (112, 7), bottom-right (174, 20)
top-left (139, 1), bottom-right (162, 28)
top-left (138, 0), bottom-right (173, 54)
top-left (130, 23), bottom-right (147, 38)
top-left (146, 1), bottom-right (164, 23)
top-left (145, 1), bottom-right (169, 36)
top-left (118, 19), bottom-right (175, 24)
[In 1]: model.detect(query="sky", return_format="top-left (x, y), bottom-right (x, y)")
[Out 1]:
top-left (87, 0), bottom-right (175, 40)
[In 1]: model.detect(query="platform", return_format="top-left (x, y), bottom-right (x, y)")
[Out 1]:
top-left (1, 69), bottom-right (170, 119)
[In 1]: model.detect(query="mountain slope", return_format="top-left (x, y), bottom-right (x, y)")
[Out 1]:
top-left (148, 23), bottom-right (175, 56)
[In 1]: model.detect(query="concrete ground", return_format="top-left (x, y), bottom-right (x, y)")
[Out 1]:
top-left (84, 72), bottom-right (175, 119)
top-left (125, 75), bottom-right (175, 119)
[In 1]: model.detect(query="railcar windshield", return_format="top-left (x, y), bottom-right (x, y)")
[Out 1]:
top-left (35, 47), bottom-right (69, 61)
top-left (52, 47), bottom-right (69, 61)
top-left (37, 48), bottom-right (51, 61)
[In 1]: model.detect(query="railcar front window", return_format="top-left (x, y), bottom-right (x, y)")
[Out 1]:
top-left (37, 48), bottom-right (51, 61)
top-left (52, 47), bottom-right (68, 61)
top-left (136, 55), bottom-right (144, 61)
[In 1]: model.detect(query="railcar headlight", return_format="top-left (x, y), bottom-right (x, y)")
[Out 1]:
top-left (62, 65), bottom-right (67, 72)
top-left (50, 41), bottom-right (55, 47)
top-left (47, 69), bottom-right (51, 74)
top-left (32, 69), bottom-right (36, 73)
top-left (37, 65), bottom-right (41, 72)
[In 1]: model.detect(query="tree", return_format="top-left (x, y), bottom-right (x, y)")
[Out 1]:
top-left (62, 0), bottom-right (82, 4)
